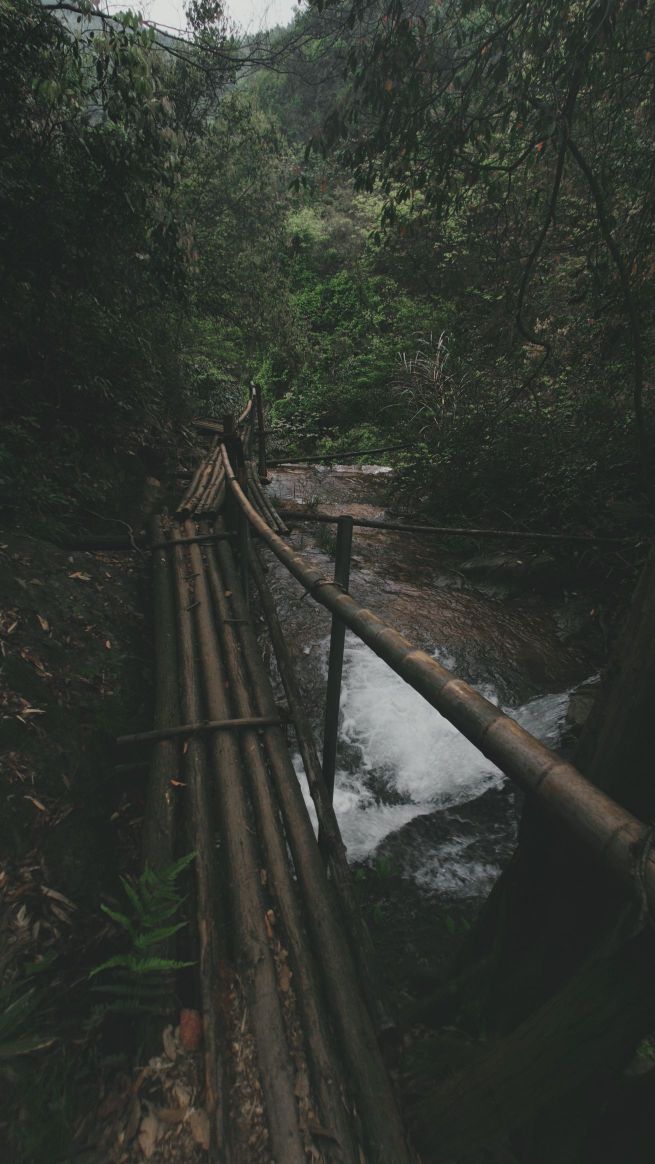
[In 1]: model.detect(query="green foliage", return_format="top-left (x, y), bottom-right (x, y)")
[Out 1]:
top-left (0, 2), bottom-right (277, 535)
top-left (2, 1039), bottom-right (103, 1164)
top-left (294, 0), bottom-right (655, 529)
top-left (0, 956), bottom-right (91, 1162)
top-left (181, 93), bottom-right (294, 399)
top-left (270, 253), bottom-right (446, 449)
top-left (0, 956), bottom-right (58, 1061)
top-left (90, 853), bottom-right (196, 1017)
top-left (4, 0), bottom-right (652, 535)
top-left (374, 855), bottom-right (396, 879)
top-left (0, 1), bottom-right (198, 531)
top-left (443, 912), bottom-right (471, 938)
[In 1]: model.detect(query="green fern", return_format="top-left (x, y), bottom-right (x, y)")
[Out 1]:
top-left (90, 853), bottom-right (196, 1017)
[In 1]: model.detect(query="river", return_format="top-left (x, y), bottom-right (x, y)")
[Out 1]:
top-left (260, 463), bottom-right (596, 904)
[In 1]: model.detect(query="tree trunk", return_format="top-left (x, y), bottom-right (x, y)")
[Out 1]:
top-left (448, 544), bottom-right (655, 1031)
top-left (409, 545), bottom-right (655, 1159)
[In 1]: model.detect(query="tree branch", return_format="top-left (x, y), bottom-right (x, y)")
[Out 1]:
top-left (567, 136), bottom-right (652, 507)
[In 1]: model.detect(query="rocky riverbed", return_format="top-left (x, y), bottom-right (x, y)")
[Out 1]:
top-left (258, 462), bottom-right (604, 1001)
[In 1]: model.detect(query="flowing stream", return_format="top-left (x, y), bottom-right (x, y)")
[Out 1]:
top-left (261, 463), bottom-right (596, 902)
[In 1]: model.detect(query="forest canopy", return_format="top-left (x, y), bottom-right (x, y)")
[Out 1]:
top-left (1, 0), bottom-right (653, 537)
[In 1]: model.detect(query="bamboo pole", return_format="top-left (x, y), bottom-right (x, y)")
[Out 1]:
top-left (171, 524), bottom-right (227, 1163)
top-left (246, 462), bottom-right (288, 534)
top-left (178, 440), bottom-right (220, 516)
top-left (221, 445), bottom-right (655, 912)
top-left (178, 459), bottom-right (205, 510)
top-left (243, 477), bottom-right (269, 527)
top-left (198, 467), bottom-right (226, 516)
top-left (193, 419), bottom-right (225, 434)
top-left (238, 395), bottom-right (253, 425)
top-left (249, 544), bottom-right (392, 1034)
top-left (117, 716), bottom-right (281, 746)
top-left (321, 516), bottom-right (353, 805)
top-left (202, 528), bottom-right (361, 1162)
top-left (213, 524), bottom-right (412, 1164)
top-left (195, 446), bottom-right (223, 513)
top-left (149, 531), bottom-right (233, 551)
top-left (276, 510), bottom-right (635, 546)
top-left (142, 517), bottom-right (179, 875)
top-left (237, 466), bottom-right (250, 603)
top-left (183, 525), bottom-right (307, 1164)
top-left (254, 384), bottom-right (267, 481)
top-left (268, 443), bottom-right (412, 466)
top-left (140, 518), bottom-right (180, 1056)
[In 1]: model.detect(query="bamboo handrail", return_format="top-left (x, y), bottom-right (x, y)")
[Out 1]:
top-left (268, 441), bottom-right (411, 466)
top-left (221, 442), bottom-right (655, 911)
top-left (277, 510), bottom-right (636, 546)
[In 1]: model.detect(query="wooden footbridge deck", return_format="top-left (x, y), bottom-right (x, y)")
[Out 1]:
top-left (128, 389), bottom-right (655, 1163)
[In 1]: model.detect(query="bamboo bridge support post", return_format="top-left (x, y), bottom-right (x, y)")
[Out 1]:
top-left (222, 414), bottom-right (250, 605)
top-left (321, 516), bottom-right (354, 811)
top-left (237, 465), bottom-right (249, 607)
top-left (254, 383), bottom-right (267, 482)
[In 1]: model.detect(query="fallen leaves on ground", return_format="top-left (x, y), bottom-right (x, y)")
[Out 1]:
top-left (88, 1019), bottom-right (212, 1163)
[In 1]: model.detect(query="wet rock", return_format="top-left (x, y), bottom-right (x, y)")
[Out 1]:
top-left (460, 552), bottom-right (528, 579)
top-left (563, 675), bottom-right (600, 749)
top-left (566, 676), bottom-right (600, 729)
top-left (374, 785), bottom-right (519, 902)
top-left (459, 551), bottom-right (562, 595)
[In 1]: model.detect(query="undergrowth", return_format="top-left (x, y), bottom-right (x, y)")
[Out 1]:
top-left (90, 853), bottom-right (196, 1019)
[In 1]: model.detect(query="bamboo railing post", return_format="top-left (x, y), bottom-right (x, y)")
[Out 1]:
top-left (321, 516), bottom-right (354, 806)
top-left (238, 466), bottom-right (249, 606)
top-left (254, 383), bottom-right (268, 482)
top-left (222, 414), bottom-right (249, 604)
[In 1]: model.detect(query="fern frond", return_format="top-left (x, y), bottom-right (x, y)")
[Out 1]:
top-left (134, 921), bottom-right (187, 949)
top-left (90, 852), bottom-right (197, 1017)
top-left (100, 905), bottom-right (135, 936)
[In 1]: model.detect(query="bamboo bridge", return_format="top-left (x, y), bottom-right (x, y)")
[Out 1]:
top-left (121, 388), bottom-right (655, 1163)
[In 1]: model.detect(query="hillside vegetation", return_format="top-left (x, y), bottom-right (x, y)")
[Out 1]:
top-left (2, 0), bottom-right (653, 539)
top-left (2, 3), bottom-right (655, 1162)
